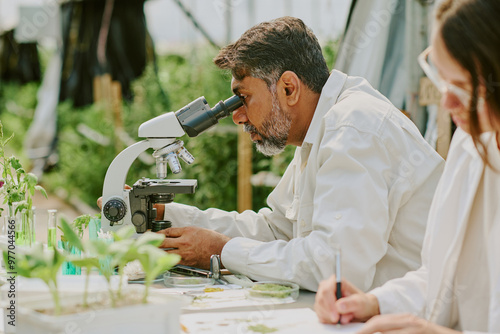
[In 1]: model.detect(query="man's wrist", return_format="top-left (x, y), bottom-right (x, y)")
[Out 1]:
top-left (155, 204), bottom-right (165, 220)
top-left (216, 235), bottom-right (231, 256)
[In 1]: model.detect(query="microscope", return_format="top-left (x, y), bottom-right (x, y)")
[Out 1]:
top-left (101, 95), bottom-right (243, 233)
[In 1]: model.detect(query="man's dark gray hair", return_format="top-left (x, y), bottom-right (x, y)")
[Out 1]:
top-left (214, 16), bottom-right (330, 94)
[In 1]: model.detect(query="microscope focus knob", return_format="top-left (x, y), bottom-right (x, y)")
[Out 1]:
top-left (131, 211), bottom-right (146, 227)
top-left (103, 197), bottom-right (127, 222)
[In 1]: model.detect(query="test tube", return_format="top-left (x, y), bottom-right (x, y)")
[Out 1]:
top-left (16, 209), bottom-right (26, 246)
top-left (47, 209), bottom-right (57, 248)
top-left (30, 207), bottom-right (36, 243)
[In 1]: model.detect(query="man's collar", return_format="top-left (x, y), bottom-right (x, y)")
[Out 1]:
top-left (301, 70), bottom-right (348, 145)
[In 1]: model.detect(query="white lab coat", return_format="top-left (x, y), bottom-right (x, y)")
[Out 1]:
top-left (164, 70), bottom-right (444, 292)
top-left (371, 128), bottom-right (500, 333)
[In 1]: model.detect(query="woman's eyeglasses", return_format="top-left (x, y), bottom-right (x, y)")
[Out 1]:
top-left (418, 46), bottom-right (484, 109)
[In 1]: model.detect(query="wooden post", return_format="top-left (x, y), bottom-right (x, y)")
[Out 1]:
top-left (93, 73), bottom-right (112, 106)
top-left (93, 76), bottom-right (102, 103)
top-left (419, 77), bottom-right (451, 159)
top-left (237, 126), bottom-right (252, 213)
top-left (111, 81), bottom-right (124, 152)
top-left (93, 74), bottom-right (123, 153)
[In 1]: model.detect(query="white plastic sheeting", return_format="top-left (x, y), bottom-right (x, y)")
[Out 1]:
top-left (335, 0), bottom-right (436, 137)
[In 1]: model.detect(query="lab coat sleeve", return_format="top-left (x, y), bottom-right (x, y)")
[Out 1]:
top-left (163, 185), bottom-right (295, 242)
top-left (369, 265), bottom-right (429, 317)
top-left (223, 126), bottom-right (403, 291)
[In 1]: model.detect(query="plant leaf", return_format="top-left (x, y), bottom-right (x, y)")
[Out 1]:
top-left (112, 225), bottom-right (136, 241)
top-left (149, 252), bottom-right (181, 280)
top-left (70, 257), bottom-right (100, 269)
top-left (9, 157), bottom-right (22, 170)
top-left (59, 219), bottom-right (85, 252)
top-left (135, 232), bottom-right (164, 248)
top-left (35, 185), bottom-right (48, 198)
top-left (25, 173), bottom-right (38, 188)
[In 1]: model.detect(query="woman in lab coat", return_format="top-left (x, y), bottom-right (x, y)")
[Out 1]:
top-left (314, 0), bottom-right (500, 332)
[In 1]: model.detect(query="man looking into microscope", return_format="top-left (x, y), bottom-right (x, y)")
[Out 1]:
top-left (141, 17), bottom-right (444, 292)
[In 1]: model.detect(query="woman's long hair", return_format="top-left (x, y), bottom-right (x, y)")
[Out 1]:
top-left (436, 0), bottom-right (500, 165)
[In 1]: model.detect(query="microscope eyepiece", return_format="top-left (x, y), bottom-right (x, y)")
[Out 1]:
top-left (175, 95), bottom-right (243, 137)
top-left (211, 95), bottom-right (244, 120)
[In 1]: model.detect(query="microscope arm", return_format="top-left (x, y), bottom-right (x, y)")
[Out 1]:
top-left (101, 138), bottom-right (175, 224)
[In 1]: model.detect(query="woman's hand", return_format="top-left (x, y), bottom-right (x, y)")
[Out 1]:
top-left (314, 275), bottom-right (380, 324)
top-left (357, 313), bottom-right (460, 334)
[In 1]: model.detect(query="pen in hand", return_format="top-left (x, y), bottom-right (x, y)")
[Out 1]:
top-left (335, 248), bottom-right (342, 325)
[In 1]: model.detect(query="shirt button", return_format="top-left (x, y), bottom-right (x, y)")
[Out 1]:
top-left (300, 220), bottom-right (306, 227)
top-left (335, 214), bottom-right (342, 220)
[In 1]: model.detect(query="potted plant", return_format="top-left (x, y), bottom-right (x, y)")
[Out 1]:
top-left (0, 121), bottom-right (47, 246)
top-left (4, 223), bottom-right (184, 334)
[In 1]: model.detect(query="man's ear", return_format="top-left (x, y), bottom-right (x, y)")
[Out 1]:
top-left (278, 71), bottom-right (301, 107)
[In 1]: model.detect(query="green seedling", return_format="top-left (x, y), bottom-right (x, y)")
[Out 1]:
top-left (53, 219), bottom-right (180, 310)
top-left (87, 237), bottom-right (118, 307)
top-left (3, 244), bottom-right (66, 315)
top-left (1, 121), bottom-right (47, 246)
top-left (59, 219), bottom-right (99, 307)
top-left (109, 225), bottom-right (136, 299)
top-left (135, 235), bottom-right (180, 303)
top-left (59, 214), bottom-right (94, 242)
top-left (69, 256), bottom-right (101, 308)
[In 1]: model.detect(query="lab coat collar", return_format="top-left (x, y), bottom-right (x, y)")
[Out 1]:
top-left (461, 129), bottom-right (498, 160)
top-left (302, 70), bottom-right (348, 146)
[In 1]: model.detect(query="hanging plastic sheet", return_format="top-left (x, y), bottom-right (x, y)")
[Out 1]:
top-left (59, 0), bottom-right (153, 107)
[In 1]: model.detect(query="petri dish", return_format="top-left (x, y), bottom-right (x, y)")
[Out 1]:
top-left (163, 272), bottom-right (214, 288)
top-left (128, 273), bottom-right (164, 284)
top-left (245, 281), bottom-right (299, 302)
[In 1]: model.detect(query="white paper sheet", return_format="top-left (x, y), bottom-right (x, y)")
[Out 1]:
top-left (181, 308), bottom-right (364, 333)
top-left (155, 284), bottom-right (297, 310)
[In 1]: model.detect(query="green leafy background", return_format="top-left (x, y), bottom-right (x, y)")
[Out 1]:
top-left (0, 42), bottom-right (337, 212)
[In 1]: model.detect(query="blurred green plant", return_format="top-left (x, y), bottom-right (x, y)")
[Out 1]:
top-left (0, 82), bottom-right (40, 155)
top-left (60, 220), bottom-right (179, 307)
top-left (3, 244), bottom-right (66, 315)
top-left (59, 214), bottom-right (94, 241)
top-left (1, 121), bottom-right (47, 248)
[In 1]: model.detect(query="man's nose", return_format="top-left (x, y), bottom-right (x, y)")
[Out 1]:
top-left (232, 105), bottom-right (248, 125)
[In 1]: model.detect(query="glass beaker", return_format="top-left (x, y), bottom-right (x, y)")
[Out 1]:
top-left (15, 208), bottom-right (24, 246)
top-left (58, 240), bottom-right (82, 275)
top-left (47, 209), bottom-right (57, 248)
top-left (89, 217), bottom-right (101, 240)
top-left (2, 204), bottom-right (16, 236)
top-left (30, 207), bottom-right (36, 243)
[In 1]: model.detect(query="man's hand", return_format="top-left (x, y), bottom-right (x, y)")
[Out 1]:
top-left (97, 196), bottom-right (104, 210)
top-left (315, 275), bottom-right (379, 324)
top-left (97, 185), bottom-right (132, 210)
top-left (157, 226), bottom-right (231, 270)
top-left (357, 313), bottom-right (460, 334)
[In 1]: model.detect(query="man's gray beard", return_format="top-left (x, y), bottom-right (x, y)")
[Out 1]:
top-left (244, 89), bottom-right (292, 156)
